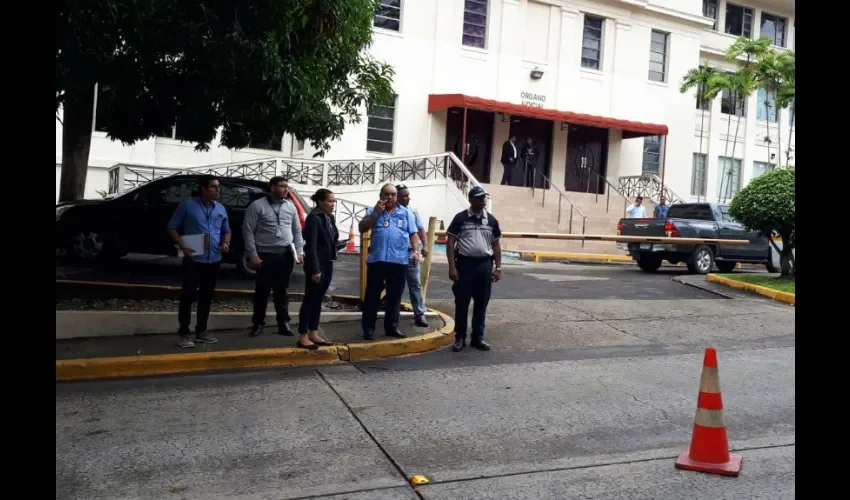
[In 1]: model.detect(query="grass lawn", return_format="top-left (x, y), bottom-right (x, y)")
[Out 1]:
top-left (718, 273), bottom-right (795, 294)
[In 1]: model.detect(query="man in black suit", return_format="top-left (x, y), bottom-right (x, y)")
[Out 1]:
top-left (500, 134), bottom-right (518, 185)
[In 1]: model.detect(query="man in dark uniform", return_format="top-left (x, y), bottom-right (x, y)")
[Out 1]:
top-left (446, 186), bottom-right (503, 352)
top-left (520, 138), bottom-right (539, 187)
top-left (500, 134), bottom-right (518, 185)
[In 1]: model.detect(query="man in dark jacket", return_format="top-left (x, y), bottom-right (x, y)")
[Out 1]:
top-left (500, 134), bottom-right (518, 185)
top-left (520, 138), bottom-right (539, 187)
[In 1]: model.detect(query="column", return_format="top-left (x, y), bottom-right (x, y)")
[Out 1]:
top-left (556, 6), bottom-right (580, 110)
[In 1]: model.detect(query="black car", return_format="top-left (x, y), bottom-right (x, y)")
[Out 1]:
top-left (56, 174), bottom-right (311, 278)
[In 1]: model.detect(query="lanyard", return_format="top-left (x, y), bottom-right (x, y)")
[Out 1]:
top-left (270, 200), bottom-right (284, 228)
top-left (198, 200), bottom-right (214, 226)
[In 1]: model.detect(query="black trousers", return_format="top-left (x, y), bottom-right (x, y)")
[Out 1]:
top-left (298, 260), bottom-right (334, 333)
top-left (178, 258), bottom-right (221, 334)
top-left (362, 262), bottom-right (406, 334)
top-left (452, 256), bottom-right (493, 342)
top-left (252, 250), bottom-right (295, 326)
top-left (500, 162), bottom-right (514, 185)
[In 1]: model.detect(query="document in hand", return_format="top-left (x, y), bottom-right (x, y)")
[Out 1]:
top-left (182, 234), bottom-right (207, 254)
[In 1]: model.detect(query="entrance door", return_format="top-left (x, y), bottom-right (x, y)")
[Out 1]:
top-left (508, 116), bottom-right (553, 188)
top-left (445, 108), bottom-right (494, 183)
top-left (564, 125), bottom-right (609, 194)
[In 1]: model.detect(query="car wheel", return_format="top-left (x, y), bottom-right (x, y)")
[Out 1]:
top-left (67, 229), bottom-right (122, 265)
top-left (236, 253), bottom-right (258, 280)
top-left (716, 261), bottom-right (737, 273)
top-left (689, 245), bottom-right (715, 275)
top-left (637, 254), bottom-right (663, 273)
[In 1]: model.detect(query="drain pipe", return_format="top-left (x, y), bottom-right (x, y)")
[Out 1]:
top-left (461, 107), bottom-right (468, 164)
top-left (659, 134), bottom-right (668, 201)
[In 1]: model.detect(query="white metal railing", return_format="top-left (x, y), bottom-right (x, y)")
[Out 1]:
top-left (617, 174), bottom-right (686, 204)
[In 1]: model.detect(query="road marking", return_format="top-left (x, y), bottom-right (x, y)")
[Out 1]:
top-left (525, 274), bottom-right (610, 282)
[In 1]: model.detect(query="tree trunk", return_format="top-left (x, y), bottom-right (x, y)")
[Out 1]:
top-left (775, 103), bottom-right (782, 171)
top-left (58, 91), bottom-right (95, 202)
top-left (717, 106), bottom-right (734, 203)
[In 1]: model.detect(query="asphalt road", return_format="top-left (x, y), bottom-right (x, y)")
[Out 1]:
top-left (56, 257), bottom-right (795, 499)
top-left (57, 253), bottom-right (721, 301)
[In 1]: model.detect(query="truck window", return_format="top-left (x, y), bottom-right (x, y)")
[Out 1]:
top-left (667, 204), bottom-right (714, 221)
top-left (219, 183), bottom-right (261, 209)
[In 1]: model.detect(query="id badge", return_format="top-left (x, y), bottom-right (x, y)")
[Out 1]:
top-left (275, 230), bottom-right (282, 238)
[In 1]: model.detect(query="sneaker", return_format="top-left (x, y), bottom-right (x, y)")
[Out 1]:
top-left (177, 335), bottom-right (196, 349)
top-left (194, 333), bottom-right (219, 344)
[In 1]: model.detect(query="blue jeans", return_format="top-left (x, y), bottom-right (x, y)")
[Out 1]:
top-left (406, 259), bottom-right (426, 318)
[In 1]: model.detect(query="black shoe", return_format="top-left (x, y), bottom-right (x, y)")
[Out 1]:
top-left (278, 323), bottom-right (294, 336)
top-left (452, 339), bottom-right (466, 352)
top-left (250, 324), bottom-right (264, 337)
top-left (363, 330), bottom-right (376, 341)
top-left (470, 340), bottom-right (491, 351)
top-left (296, 342), bottom-right (319, 350)
top-left (386, 330), bottom-right (407, 339)
top-left (414, 315), bottom-right (429, 328)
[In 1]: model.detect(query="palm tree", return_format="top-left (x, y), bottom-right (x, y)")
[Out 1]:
top-left (706, 70), bottom-right (754, 203)
top-left (752, 50), bottom-right (788, 167)
top-left (680, 64), bottom-right (716, 201)
top-left (776, 51), bottom-right (795, 167)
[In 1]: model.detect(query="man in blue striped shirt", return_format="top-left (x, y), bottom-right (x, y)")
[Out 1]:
top-left (168, 176), bottom-right (232, 349)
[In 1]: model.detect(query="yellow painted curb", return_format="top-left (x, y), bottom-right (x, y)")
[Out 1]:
top-left (521, 251), bottom-right (633, 263)
top-left (706, 274), bottom-right (795, 306)
top-left (55, 284), bottom-right (456, 381)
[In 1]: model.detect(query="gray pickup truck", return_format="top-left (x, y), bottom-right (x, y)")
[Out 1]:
top-left (616, 202), bottom-right (778, 275)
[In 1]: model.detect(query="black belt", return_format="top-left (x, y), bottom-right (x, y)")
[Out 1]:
top-left (456, 254), bottom-right (492, 260)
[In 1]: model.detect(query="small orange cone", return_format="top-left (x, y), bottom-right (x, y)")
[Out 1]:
top-left (436, 220), bottom-right (447, 245)
top-left (343, 222), bottom-right (356, 253)
top-left (675, 347), bottom-right (742, 477)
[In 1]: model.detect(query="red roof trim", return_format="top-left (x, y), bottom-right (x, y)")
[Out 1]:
top-left (427, 94), bottom-right (668, 138)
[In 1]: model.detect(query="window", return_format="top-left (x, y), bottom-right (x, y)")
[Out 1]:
top-left (721, 86), bottom-right (746, 117)
top-left (756, 88), bottom-right (777, 122)
top-left (648, 30), bottom-right (669, 83)
top-left (462, 0), bottom-right (489, 48)
top-left (156, 180), bottom-right (196, 205)
top-left (581, 15), bottom-right (604, 70)
top-left (374, 0), bottom-right (402, 32)
top-left (717, 157), bottom-right (742, 200)
top-left (691, 153), bottom-right (707, 197)
top-left (642, 136), bottom-right (663, 175)
top-left (668, 204), bottom-right (715, 221)
top-left (695, 79), bottom-right (711, 111)
top-left (94, 84), bottom-right (110, 132)
top-left (725, 4), bottom-right (753, 38)
top-left (219, 183), bottom-right (261, 209)
top-left (291, 136), bottom-right (304, 154)
top-left (703, 0), bottom-right (718, 30)
top-left (248, 135), bottom-right (282, 151)
top-left (760, 12), bottom-right (787, 47)
top-left (752, 161), bottom-right (775, 178)
top-left (366, 95), bottom-right (397, 154)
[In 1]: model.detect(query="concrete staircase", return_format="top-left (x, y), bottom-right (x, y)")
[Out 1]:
top-left (484, 183), bottom-right (657, 255)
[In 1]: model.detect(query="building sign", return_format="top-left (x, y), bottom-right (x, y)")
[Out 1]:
top-left (520, 92), bottom-right (546, 108)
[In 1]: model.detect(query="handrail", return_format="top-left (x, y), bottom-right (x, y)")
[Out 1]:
top-left (618, 174), bottom-right (686, 204)
top-left (585, 167), bottom-right (632, 217)
top-left (525, 167), bottom-right (587, 239)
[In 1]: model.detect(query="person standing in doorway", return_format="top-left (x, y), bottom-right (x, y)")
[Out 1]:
top-left (500, 134), bottom-right (518, 185)
top-left (396, 184), bottom-right (430, 328)
top-left (358, 183), bottom-right (421, 340)
top-left (446, 186), bottom-right (502, 352)
top-left (243, 176), bottom-right (305, 337)
top-left (168, 175), bottom-right (232, 349)
top-left (297, 188), bottom-right (338, 350)
top-left (625, 196), bottom-right (647, 218)
top-left (520, 138), bottom-right (539, 187)
top-left (654, 195), bottom-right (670, 219)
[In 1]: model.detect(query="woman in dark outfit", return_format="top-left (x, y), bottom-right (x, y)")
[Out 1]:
top-left (297, 188), bottom-right (339, 349)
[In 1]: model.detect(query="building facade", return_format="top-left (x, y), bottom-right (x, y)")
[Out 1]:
top-left (56, 0), bottom-right (796, 204)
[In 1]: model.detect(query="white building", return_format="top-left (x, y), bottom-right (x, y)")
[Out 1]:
top-left (56, 0), bottom-right (795, 250)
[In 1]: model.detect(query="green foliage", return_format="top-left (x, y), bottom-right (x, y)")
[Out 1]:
top-left (55, 0), bottom-right (395, 154)
top-left (728, 168), bottom-right (795, 246)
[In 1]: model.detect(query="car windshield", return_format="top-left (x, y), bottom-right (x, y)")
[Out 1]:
top-left (667, 204), bottom-right (714, 221)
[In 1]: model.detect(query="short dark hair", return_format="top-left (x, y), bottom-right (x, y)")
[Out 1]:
top-left (198, 175), bottom-right (218, 189)
top-left (270, 176), bottom-right (288, 187)
top-left (635, 196), bottom-right (643, 201)
top-left (395, 183), bottom-right (409, 192)
top-left (311, 188), bottom-right (334, 203)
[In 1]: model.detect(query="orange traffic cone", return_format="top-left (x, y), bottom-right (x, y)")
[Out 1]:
top-left (436, 220), bottom-right (447, 245)
top-left (344, 222), bottom-right (356, 253)
top-left (675, 347), bottom-right (742, 477)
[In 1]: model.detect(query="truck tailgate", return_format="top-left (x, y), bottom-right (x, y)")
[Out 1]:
top-left (618, 219), bottom-right (668, 237)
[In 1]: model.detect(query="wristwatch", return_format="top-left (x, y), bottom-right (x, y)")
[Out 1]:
top-left (495, 266), bottom-right (502, 271)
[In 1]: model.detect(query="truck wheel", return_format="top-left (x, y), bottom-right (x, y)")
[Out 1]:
top-left (687, 245), bottom-right (715, 275)
top-left (716, 261), bottom-right (737, 273)
top-left (236, 254), bottom-right (258, 280)
top-left (637, 254), bottom-right (663, 273)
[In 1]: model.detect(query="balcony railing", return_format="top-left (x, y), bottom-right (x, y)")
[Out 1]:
top-left (617, 174), bottom-right (685, 204)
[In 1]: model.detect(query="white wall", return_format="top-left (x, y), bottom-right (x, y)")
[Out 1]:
top-left (55, 0), bottom-right (796, 205)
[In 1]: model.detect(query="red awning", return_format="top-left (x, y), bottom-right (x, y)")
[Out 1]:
top-left (427, 94), bottom-right (668, 138)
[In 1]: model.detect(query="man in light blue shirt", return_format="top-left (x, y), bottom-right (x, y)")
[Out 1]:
top-left (654, 195), bottom-right (670, 219)
top-left (396, 184), bottom-right (429, 327)
top-left (358, 183), bottom-right (421, 340)
top-left (168, 175), bottom-right (232, 348)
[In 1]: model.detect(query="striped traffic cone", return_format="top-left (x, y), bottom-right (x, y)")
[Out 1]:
top-left (343, 222), bottom-right (356, 253)
top-left (675, 347), bottom-right (743, 477)
top-left (436, 220), bottom-right (447, 245)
